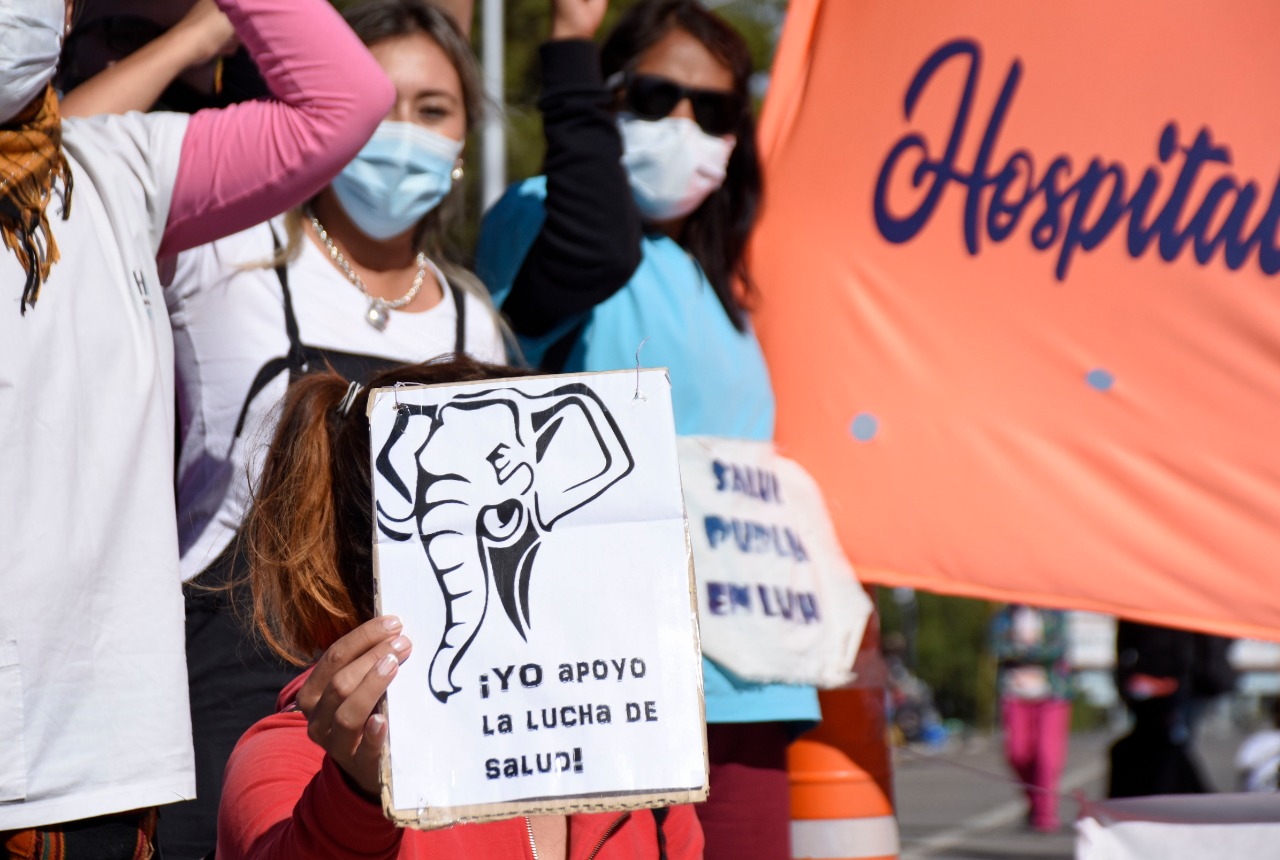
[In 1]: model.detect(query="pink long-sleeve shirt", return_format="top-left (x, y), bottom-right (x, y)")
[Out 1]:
top-left (161, 0), bottom-right (395, 256)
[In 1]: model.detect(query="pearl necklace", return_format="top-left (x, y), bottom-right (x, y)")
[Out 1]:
top-left (307, 209), bottom-right (427, 331)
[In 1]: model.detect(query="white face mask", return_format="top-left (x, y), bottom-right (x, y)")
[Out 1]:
top-left (617, 114), bottom-right (736, 222)
top-left (0, 0), bottom-right (65, 123)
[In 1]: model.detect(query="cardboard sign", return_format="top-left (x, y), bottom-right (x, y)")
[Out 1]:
top-left (367, 369), bottom-right (707, 829)
top-left (752, 0), bottom-right (1280, 639)
top-left (678, 437), bottom-right (872, 687)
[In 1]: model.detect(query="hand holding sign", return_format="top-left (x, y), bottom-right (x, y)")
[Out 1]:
top-left (297, 616), bottom-right (414, 796)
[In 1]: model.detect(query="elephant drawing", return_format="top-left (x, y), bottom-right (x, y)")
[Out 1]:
top-left (374, 382), bottom-right (635, 703)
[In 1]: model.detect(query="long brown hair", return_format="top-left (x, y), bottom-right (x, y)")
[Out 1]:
top-left (243, 356), bottom-right (531, 664)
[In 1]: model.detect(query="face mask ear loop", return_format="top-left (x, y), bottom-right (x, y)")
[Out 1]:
top-left (633, 337), bottom-right (651, 403)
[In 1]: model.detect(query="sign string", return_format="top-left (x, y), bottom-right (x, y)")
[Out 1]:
top-left (633, 337), bottom-right (651, 402)
top-left (393, 380), bottom-right (413, 410)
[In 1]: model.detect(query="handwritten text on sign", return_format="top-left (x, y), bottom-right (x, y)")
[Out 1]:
top-left (678, 437), bottom-right (872, 688)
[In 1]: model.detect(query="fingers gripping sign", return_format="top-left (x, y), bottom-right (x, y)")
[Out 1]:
top-left (299, 616), bottom-right (414, 796)
top-left (551, 0), bottom-right (608, 41)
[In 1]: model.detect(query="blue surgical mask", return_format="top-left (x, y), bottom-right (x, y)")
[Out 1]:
top-left (331, 122), bottom-right (463, 240)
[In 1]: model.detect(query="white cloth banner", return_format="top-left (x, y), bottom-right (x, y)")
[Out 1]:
top-left (369, 369), bottom-right (707, 828)
top-left (678, 436), bottom-right (873, 687)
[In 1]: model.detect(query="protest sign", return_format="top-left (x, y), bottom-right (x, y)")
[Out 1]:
top-left (678, 437), bottom-right (871, 687)
top-left (367, 369), bottom-right (707, 828)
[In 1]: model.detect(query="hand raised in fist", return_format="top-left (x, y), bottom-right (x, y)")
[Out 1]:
top-left (551, 0), bottom-right (608, 41)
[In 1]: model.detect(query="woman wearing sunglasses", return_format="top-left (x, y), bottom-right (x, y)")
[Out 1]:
top-left (476, 2), bottom-right (819, 858)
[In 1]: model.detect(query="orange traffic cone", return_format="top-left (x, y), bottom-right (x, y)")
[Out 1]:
top-left (789, 605), bottom-right (898, 860)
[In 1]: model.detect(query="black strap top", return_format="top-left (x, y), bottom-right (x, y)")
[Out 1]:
top-left (233, 230), bottom-right (467, 438)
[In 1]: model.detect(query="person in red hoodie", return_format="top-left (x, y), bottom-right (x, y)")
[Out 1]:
top-left (215, 356), bottom-right (704, 860)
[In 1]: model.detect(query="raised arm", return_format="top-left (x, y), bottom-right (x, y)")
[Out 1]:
top-left (499, 0), bottom-right (642, 338)
top-left (61, 0), bottom-right (237, 118)
top-left (160, 0), bottom-right (395, 256)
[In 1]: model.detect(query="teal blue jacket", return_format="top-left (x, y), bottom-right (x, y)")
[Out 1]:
top-left (477, 177), bottom-right (820, 725)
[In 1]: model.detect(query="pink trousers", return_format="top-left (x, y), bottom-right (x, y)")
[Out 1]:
top-left (1001, 697), bottom-right (1070, 831)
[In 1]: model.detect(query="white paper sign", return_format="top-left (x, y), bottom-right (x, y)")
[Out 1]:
top-left (368, 369), bottom-right (707, 828)
top-left (678, 436), bottom-right (873, 687)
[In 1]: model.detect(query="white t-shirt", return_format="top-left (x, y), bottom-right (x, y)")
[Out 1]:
top-left (168, 218), bottom-right (507, 580)
top-left (0, 112), bottom-right (194, 829)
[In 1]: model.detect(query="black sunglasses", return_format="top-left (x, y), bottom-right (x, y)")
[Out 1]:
top-left (610, 73), bottom-right (743, 137)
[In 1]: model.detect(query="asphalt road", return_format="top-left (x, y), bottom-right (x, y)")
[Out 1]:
top-left (892, 724), bottom-right (1245, 859)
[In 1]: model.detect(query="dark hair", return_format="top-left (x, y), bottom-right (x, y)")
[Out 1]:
top-left (342, 0), bottom-right (485, 261)
top-left (59, 17), bottom-right (269, 109)
top-left (601, 0), bottom-right (762, 331)
top-left (244, 356), bottom-right (533, 664)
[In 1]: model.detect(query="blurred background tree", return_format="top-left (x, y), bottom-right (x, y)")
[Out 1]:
top-left (879, 588), bottom-right (999, 730)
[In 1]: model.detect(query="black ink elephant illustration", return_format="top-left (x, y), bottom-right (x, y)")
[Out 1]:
top-left (375, 383), bottom-right (634, 702)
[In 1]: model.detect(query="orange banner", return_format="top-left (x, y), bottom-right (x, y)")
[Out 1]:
top-left (752, 0), bottom-right (1280, 640)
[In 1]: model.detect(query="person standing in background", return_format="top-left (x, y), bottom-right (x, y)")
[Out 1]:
top-left (1108, 620), bottom-right (1215, 798)
top-left (990, 604), bottom-right (1072, 833)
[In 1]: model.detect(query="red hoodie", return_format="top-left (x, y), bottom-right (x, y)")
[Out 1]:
top-left (217, 671), bottom-right (704, 859)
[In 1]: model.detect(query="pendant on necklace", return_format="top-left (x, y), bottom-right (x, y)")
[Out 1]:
top-left (366, 300), bottom-right (390, 331)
